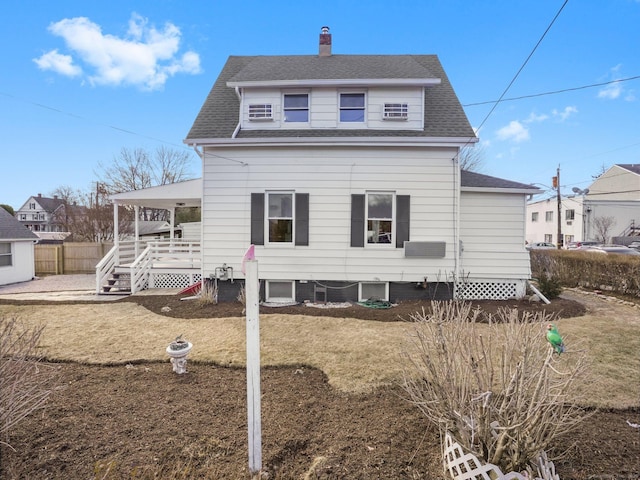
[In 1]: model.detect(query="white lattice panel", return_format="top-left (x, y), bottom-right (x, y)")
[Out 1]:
top-left (456, 282), bottom-right (518, 300)
top-left (150, 273), bottom-right (202, 290)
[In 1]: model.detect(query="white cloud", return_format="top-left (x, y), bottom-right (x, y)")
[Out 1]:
top-left (33, 14), bottom-right (201, 90)
top-left (496, 121), bottom-right (530, 143)
top-left (525, 112), bottom-right (549, 123)
top-left (33, 49), bottom-right (82, 77)
top-left (598, 81), bottom-right (622, 100)
top-left (552, 106), bottom-right (578, 121)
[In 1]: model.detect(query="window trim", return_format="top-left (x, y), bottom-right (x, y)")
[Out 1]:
top-left (366, 191), bottom-right (395, 247)
top-left (358, 282), bottom-right (389, 302)
top-left (339, 92), bottom-right (366, 123)
top-left (266, 280), bottom-right (295, 303)
top-left (266, 191), bottom-right (295, 245)
top-left (0, 242), bottom-right (12, 268)
top-left (283, 93), bottom-right (309, 123)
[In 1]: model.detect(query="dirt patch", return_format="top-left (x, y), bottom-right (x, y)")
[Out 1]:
top-left (2, 294), bottom-right (639, 479)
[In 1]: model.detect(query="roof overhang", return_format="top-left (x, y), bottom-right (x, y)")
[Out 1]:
top-left (227, 78), bottom-right (442, 89)
top-left (185, 136), bottom-right (479, 148)
top-left (110, 179), bottom-right (202, 209)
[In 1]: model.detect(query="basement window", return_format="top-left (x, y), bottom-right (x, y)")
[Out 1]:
top-left (266, 280), bottom-right (295, 303)
top-left (359, 282), bottom-right (388, 302)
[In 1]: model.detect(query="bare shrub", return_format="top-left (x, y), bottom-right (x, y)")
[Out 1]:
top-left (401, 301), bottom-right (590, 474)
top-left (1, 316), bottom-right (57, 448)
top-left (197, 279), bottom-right (218, 305)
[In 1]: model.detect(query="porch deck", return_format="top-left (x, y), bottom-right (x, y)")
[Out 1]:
top-left (96, 240), bottom-right (202, 295)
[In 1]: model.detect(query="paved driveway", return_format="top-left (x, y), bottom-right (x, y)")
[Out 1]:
top-left (0, 274), bottom-right (126, 301)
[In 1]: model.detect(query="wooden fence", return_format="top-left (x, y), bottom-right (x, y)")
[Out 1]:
top-left (35, 242), bottom-right (113, 275)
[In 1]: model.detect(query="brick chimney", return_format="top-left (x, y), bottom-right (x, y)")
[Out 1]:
top-left (319, 26), bottom-right (331, 57)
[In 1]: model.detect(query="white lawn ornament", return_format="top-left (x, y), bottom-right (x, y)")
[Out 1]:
top-left (443, 432), bottom-right (560, 480)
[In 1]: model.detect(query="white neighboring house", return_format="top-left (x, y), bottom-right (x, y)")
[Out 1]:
top-left (526, 195), bottom-right (585, 246)
top-left (0, 207), bottom-right (38, 286)
top-left (525, 164), bottom-right (640, 246)
top-left (180, 27), bottom-right (540, 303)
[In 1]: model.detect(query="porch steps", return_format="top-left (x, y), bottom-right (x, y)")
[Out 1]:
top-left (101, 272), bottom-right (132, 295)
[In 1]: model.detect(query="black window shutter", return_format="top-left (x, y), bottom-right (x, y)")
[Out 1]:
top-left (350, 194), bottom-right (365, 247)
top-left (250, 193), bottom-right (265, 245)
top-left (396, 195), bottom-right (410, 248)
top-left (295, 193), bottom-right (309, 246)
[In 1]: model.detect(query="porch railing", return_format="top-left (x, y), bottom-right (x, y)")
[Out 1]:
top-left (96, 240), bottom-right (200, 294)
top-left (129, 241), bottom-right (202, 294)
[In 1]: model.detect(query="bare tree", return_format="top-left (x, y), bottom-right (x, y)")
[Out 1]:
top-left (593, 215), bottom-right (616, 244)
top-left (458, 144), bottom-right (486, 172)
top-left (96, 147), bottom-right (196, 221)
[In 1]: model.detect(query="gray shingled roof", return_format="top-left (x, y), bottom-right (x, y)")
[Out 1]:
top-left (0, 208), bottom-right (38, 240)
top-left (618, 164), bottom-right (640, 176)
top-left (186, 54), bottom-right (475, 141)
top-left (461, 170), bottom-right (539, 191)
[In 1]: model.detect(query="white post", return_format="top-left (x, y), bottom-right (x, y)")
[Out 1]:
top-left (134, 205), bottom-right (140, 257)
top-left (245, 259), bottom-right (262, 476)
top-left (113, 202), bottom-right (120, 264)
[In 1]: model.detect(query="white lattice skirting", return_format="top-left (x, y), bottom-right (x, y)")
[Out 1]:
top-left (149, 273), bottom-right (202, 290)
top-left (443, 432), bottom-right (559, 480)
top-left (456, 281), bottom-right (526, 300)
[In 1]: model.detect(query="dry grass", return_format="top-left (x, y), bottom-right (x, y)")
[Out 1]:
top-left (0, 291), bottom-right (638, 408)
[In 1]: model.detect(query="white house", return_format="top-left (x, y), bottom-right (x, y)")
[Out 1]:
top-left (178, 27), bottom-right (539, 303)
top-left (526, 164), bottom-right (640, 246)
top-left (0, 207), bottom-right (38, 286)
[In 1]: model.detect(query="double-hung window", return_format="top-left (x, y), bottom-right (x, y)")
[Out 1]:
top-left (565, 209), bottom-right (575, 221)
top-left (531, 212), bottom-right (539, 222)
top-left (0, 243), bottom-right (12, 267)
top-left (340, 93), bottom-right (365, 122)
top-left (251, 192), bottom-right (309, 247)
top-left (283, 94), bottom-right (309, 123)
top-left (366, 192), bottom-right (394, 244)
top-left (545, 211), bottom-right (553, 222)
top-left (267, 192), bottom-right (294, 243)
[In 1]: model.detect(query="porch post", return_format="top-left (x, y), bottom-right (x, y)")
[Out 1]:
top-left (113, 202), bottom-right (120, 264)
top-left (134, 205), bottom-right (140, 257)
top-left (170, 207), bottom-right (175, 241)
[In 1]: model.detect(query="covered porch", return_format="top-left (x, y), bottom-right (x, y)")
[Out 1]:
top-left (95, 179), bottom-right (203, 295)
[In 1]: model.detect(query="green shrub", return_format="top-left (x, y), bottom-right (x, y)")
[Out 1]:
top-left (536, 272), bottom-right (563, 299)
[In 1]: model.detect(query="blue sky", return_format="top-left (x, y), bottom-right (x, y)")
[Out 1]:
top-left (2, 0), bottom-right (639, 209)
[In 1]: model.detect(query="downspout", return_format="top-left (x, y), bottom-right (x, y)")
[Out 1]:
top-left (453, 155), bottom-right (460, 297)
top-left (232, 86), bottom-right (242, 138)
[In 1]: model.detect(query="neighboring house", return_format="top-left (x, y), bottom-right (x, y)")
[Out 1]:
top-left (179, 27), bottom-right (539, 303)
top-left (526, 195), bottom-right (585, 246)
top-left (15, 193), bottom-right (67, 233)
top-left (0, 207), bottom-right (38, 285)
top-left (525, 164), bottom-right (640, 245)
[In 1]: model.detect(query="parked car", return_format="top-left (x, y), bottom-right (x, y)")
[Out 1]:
top-left (526, 242), bottom-right (556, 250)
top-left (565, 241), bottom-right (600, 250)
top-left (583, 245), bottom-right (640, 256)
top-left (628, 241), bottom-right (640, 251)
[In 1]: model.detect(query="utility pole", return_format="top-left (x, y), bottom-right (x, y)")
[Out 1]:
top-left (555, 166), bottom-right (563, 249)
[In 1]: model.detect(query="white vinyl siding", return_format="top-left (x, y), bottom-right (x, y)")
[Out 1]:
top-left (0, 241), bottom-right (35, 286)
top-left (239, 86), bottom-right (424, 131)
top-left (201, 146), bottom-right (458, 282)
top-left (460, 192), bottom-right (531, 279)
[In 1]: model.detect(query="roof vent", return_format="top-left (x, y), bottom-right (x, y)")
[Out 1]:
top-left (319, 26), bottom-right (331, 57)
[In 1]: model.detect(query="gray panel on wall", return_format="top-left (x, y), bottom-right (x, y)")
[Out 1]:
top-left (404, 241), bottom-right (446, 258)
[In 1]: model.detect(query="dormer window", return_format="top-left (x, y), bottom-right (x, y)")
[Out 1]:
top-left (383, 103), bottom-right (408, 120)
top-left (249, 104), bottom-right (273, 121)
top-left (283, 94), bottom-right (309, 122)
top-left (340, 93), bottom-right (365, 122)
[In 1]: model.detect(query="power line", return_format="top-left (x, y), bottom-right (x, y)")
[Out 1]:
top-left (474, 0), bottom-right (569, 133)
top-left (463, 75), bottom-right (640, 107)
